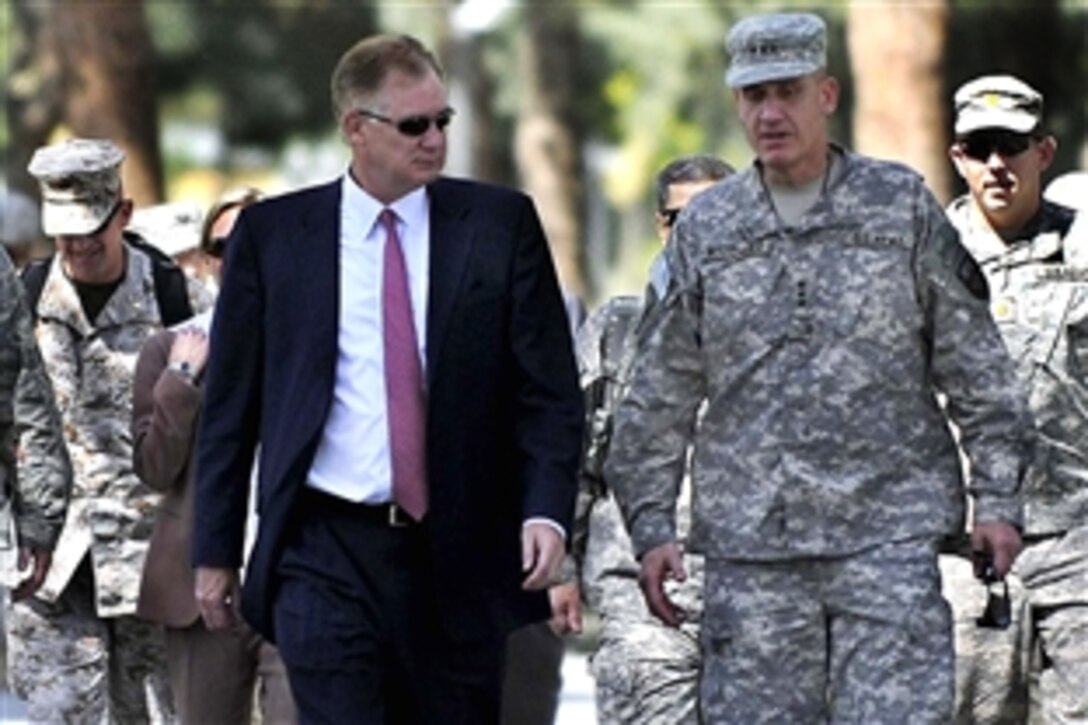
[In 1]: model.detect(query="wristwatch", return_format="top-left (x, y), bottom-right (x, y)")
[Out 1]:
top-left (168, 360), bottom-right (196, 383)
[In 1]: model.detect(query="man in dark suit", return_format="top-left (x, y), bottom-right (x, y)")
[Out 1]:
top-left (191, 34), bottom-right (583, 724)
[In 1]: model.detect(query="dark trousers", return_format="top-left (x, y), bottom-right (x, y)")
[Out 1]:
top-left (501, 622), bottom-right (564, 725)
top-left (272, 489), bottom-right (505, 725)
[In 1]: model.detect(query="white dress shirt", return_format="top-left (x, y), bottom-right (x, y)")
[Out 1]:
top-left (306, 174), bottom-right (430, 502)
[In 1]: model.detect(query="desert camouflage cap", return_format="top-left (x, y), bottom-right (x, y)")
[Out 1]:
top-left (725, 13), bottom-right (826, 89)
top-left (27, 138), bottom-right (125, 236)
top-left (954, 75), bottom-right (1043, 136)
top-left (1, 188), bottom-right (42, 246)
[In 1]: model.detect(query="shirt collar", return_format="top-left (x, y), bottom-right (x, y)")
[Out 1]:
top-left (341, 172), bottom-right (429, 233)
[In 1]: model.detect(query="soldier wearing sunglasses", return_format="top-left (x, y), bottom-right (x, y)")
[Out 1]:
top-left (945, 75), bottom-right (1088, 725)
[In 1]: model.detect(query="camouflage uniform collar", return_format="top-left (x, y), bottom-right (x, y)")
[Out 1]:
top-left (36, 237), bottom-right (160, 332)
top-left (738, 144), bottom-right (861, 239)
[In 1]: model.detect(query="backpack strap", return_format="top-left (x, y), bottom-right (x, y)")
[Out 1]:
top-left (19, 235), bottom-right (193, 327)
top-left (124, 232), bottom-right (193, 326)
top-left (19, 258), bottom-right (52, 320)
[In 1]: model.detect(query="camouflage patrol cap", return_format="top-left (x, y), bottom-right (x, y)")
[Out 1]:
top-left (725, 13), bottom-right (827, 89)
top-left (954, 75), bottom-right (1043, 136)
top-left (27, 138), bottom-right (125, 236)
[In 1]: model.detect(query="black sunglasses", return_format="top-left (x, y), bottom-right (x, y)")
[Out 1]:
top-left (357, 107), bottom-right (455, 137)
top-left (959, 131), bottom-right (1032, 162)
top-left (660, 208), bottom-right (682, 228)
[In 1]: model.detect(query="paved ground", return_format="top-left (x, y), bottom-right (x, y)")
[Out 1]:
top-left (556, 649), bottom-right (596, 724)
top-left (0, 652), bottom-right (597, 724)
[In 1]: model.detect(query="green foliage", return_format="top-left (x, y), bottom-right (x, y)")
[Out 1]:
top-left (148, 0), bottom-right (379, 147)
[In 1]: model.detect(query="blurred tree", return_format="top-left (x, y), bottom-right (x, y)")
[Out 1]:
top-left (512, 3), bottom-right (588, 298)
top-left (155, 2), bottom-right (378, 149)
top-left (848, 0), bottom-right (951, 200)
top-left (6, 0), bottom-right (162, 204)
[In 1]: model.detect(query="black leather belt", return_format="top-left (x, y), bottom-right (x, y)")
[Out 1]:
top-left (301, 488), bottom-right (417, 527)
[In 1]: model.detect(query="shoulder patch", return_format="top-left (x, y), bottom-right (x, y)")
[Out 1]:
top-left (937, 224), bottom-right (989, 301)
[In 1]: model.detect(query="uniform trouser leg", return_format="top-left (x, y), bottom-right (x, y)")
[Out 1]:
top-left (1020, 526), bottom-right (1088, 724)
top-left (107, 614), bottom-right (174, 724)
top-left (826, 539), bottom-right (953, 724)
top-left (4, 559), bottom-right (173, 724)
top-left (1031, 604), bottom-right (1088, 724)
top-left (940, 554), bottom-right (1029, 725)
top-left (700, 538), bottom-right (953, 725)
top-left (591, 622), bottom-right (701, 725)
top-left (6, 580), bottom-right (110, 724)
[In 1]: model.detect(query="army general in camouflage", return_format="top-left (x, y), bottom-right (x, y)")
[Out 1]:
top-left (945, 74), bottom-right (1088, 724)
top-left (575, 155), bottom-right (732, 724)
top-left (0, 246), bottom-right (71, 600)
top-left (6, 138), bottom-right (211, 723)
top-left (606, 13), bottom-right (1033, 724)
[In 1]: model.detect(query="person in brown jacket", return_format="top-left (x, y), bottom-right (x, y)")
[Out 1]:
top-left (131, 188), bottom-right (296, 724)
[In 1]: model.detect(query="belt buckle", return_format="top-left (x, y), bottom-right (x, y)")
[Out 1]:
top-left (388, 504), bottom-right (410, 528)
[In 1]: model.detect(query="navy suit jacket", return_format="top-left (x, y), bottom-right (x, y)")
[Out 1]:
top-left (192, 177), bottom-right (583, 643)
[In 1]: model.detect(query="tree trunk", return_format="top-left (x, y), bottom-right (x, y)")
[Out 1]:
top-left (46, 0), bottom-right (163, 204)
top-left (513, 5), bottom-right (586, 298)
top-left (847, 0), bottom-right (952, 202)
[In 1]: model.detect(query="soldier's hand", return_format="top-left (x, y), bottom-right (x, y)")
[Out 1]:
top-left (11, 547), bottom-right (51, 601)
top-left (521, 522), bottom-right (565, 591)
top-left (547, 581), bottom-right (583, 635)
top-left (639, 541), bottom-right (686, 628)
top-left (195, 566), bottom-right (240, 631)
top-left (971, 521), bottom-right (1022, 580)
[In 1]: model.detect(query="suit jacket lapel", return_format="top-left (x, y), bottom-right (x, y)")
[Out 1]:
top-left (426, 179), bottom-right (473, 389)
top-left (291, 181), bottom-right (341, 445)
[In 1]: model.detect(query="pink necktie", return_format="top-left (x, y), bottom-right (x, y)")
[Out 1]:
top-left (380, 209), bottom-right (428, 520)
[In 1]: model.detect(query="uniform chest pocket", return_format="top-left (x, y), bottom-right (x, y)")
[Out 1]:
top-left (702, 254), bottom-right (791, 356)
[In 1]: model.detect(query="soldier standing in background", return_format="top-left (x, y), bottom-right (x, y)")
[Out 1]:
top-left (945, 75), bottom-right (1088, 723)
top-left (6, 138), bottom-right (210, 722)
top-left (607, 13), bottom-right (1032, 723)
top-left (573, 154), bottom-right (732, 724)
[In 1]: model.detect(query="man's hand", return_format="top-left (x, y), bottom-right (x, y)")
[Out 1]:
top-left (971, 521), bottom-right (1022, 580)
top-left (11, 547), bottom-right (52, 601)
top-left (547, 581), bottom-right (583, 635)
top-left (639, 541), bottom-right (686, 627)
top-left (521, 522), bottom-right (564, 591)
top-left (195, 566), bottom-right (240, 631)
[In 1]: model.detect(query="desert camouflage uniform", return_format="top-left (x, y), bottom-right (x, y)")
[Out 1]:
top-left (575, 290), bottom-right (701, 725)
top-left (607, 149), bottom-right (1031, 724)
top-left (6, 239), bottom-right (209, 723)
top-left (0, 247), bottom-right (70, 568)
top-left (945, 197), bottom-right (1088, 724)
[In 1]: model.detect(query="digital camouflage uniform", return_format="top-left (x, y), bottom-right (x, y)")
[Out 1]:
top-left (607, 149), bottom-right (1032, 724)
top-left (6, 242), bottom-right (210, 723)
top-left (946, 196), bottom-right (1088, 724)
top-left (0, 247), bottom-right (70, 573)
top-left (575, 289), bottom-right (701, 725)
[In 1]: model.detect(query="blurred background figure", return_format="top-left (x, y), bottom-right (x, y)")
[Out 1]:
top-left (573, 153), bottom-right (732, 724)
top-left (128, 201), bottom-right (210, 286)
top-left (1044, 170), bottom-right (1087, 211)
top-left (0, 188), bottom-right (48, 270)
